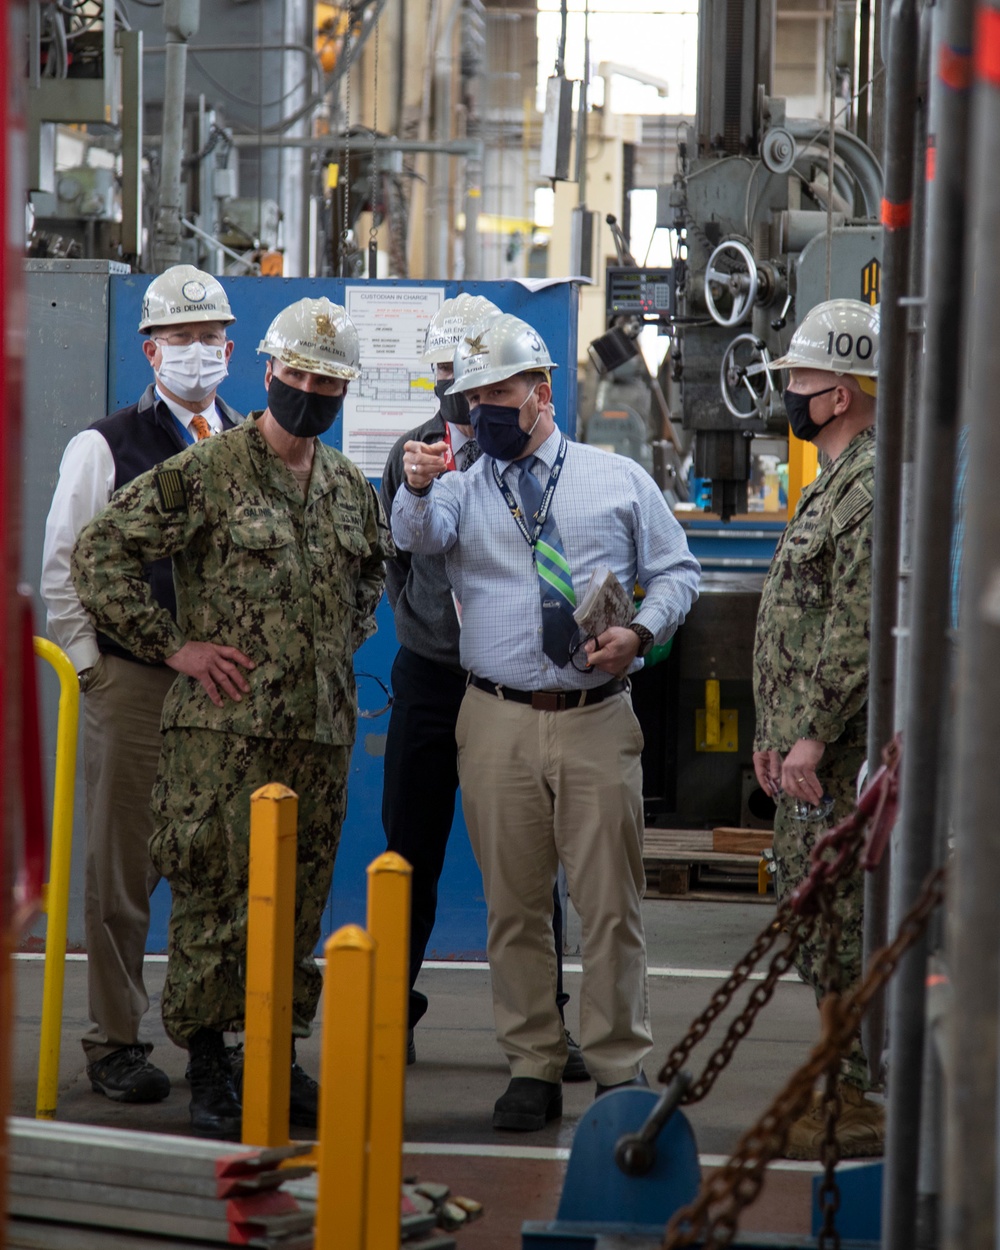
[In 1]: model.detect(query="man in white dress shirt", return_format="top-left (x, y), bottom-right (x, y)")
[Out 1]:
top-left (40, 265), bottom-right (242, 1104)
top-left (393, 313), bottom-right (700, 1131)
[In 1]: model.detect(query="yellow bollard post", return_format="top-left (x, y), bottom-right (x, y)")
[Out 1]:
top-left (315, 925), bottom-right (376, 1250)
top-left (32, 638), bottom-right (79, 1120)
top-left (242, 783), bottom-right (298, 1147)
top-left (365, 852), bottom-right (412, 1249)
top-left (786, 428), bottom-right (819, 518)
top-left (704, 679), bottom-right (721, 749)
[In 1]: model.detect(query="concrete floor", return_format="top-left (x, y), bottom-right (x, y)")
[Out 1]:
top-left (9, 895), bottom-right (842, 1247)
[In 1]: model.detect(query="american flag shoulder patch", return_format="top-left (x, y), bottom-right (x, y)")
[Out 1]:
top-left (832, 481), bottom-right (873, 532)
top-left (155, 468), bottom-right (187, 512)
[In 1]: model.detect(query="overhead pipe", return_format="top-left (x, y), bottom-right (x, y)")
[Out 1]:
top-left (942, 1), bottom-right (1000, 1246)
top-left (227, 135), bottom-right (483, 155)
top-left (869, 2), bottom-right (922, 1248)
top-left (155, 0), bottom-right (200, 268)
top-left (460, 0), bottom-right (486, 279)
top-left (427, 0), bottom-right (463, 277)
top-left (786, 119), bottom-right (883, 218)
top-left (279, 0), bottom-right (310, 277)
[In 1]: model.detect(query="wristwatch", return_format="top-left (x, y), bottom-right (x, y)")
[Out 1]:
top-left (627, 622), bottom-right (655, 657)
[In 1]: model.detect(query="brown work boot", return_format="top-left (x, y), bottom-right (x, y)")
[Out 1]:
top-left (783, 1083), bottom-right (885, 1160)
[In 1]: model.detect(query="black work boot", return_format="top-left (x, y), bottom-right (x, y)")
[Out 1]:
top-left (88, 1046), bottom-right (170, 1103)
top-left (492, 1078), bottom-right (562, 1131)
top-left (227, 1042), bottom-right (320, 1130)
top-left (562, 1030), bottom-right (590, 1083)
top-left (187, 1028), bottom-right (242, 1140)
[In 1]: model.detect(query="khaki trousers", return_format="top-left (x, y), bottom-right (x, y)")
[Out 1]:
top-left (81, 654), bottom-right (177, 1062)
top-left (456, 685), bottom-right (652, 1085)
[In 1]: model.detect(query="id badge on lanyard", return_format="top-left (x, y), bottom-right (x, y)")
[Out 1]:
top-left (442, 424), bottom-right (457, 473)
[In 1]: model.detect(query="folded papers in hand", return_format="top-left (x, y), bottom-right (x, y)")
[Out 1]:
top-left (572, 565), bottom-right (635, 638)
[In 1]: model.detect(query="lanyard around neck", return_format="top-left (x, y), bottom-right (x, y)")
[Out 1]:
top-left (442, 422), bottom-right (457, 472)
top-left (492, 437), bottom-right (567, 547)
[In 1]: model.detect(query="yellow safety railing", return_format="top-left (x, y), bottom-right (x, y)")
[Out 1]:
top-left (786, 428), bottom-right (819, 517)
top-left (32, 638), bottom-right (79, 1120)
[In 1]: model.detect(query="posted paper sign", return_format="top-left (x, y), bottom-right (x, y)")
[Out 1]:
top-left (343, 286), bottom-right (446, 476)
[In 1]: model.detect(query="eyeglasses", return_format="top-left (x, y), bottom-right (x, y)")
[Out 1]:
top-left (568, 629), bottom-right (596, 673)
top-left (153, 332), bottom-right (228, 348)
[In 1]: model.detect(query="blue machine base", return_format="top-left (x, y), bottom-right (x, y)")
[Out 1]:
top-left (521, 1087), bottom-right (699, 1248)
top-left (522, 1089), bottom-right (883, 1250)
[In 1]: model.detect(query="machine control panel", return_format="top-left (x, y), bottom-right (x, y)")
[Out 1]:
top-left (606, 266), bottom-right (676, 320)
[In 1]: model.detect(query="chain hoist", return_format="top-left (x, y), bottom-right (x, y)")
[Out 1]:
top-left (340, 13), bottom-right (352, 276)
top-left (659, 738), bottom-right (901, 1103)
top-left (368, 5), bottom-right (380, 278)
top-left (660, 864), bottom-right (945, 1249)
top-left (653, 737), bottom-right (941, 1248)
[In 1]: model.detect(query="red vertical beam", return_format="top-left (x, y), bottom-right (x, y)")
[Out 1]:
top-left (1, 4), bottom-right (28, 1246)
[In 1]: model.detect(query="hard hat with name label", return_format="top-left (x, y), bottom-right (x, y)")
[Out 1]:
top-left (446, 313), bottom-right (557, 394)
top-left (769, 298), bottom-right (880, 393)
top-left (421, 294), bottom-right (502, 363)
top-left (138, 265), bottom-right (236, 332)
top-left (256, 297), bottom-right (362, 380)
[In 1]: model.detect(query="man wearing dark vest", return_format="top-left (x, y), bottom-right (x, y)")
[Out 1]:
top-left (40, 265), bottom-right (242, 1104)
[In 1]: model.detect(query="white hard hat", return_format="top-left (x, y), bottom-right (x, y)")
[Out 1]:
top-left (446, 313), bottom-right (557, 395)
top-left (256, 297), bottom-right (362, 380)
top-left (769, 298), bottom-right (880, 392)
top-left (422, 294), bottom-right (502, 363)
top-left (139, 265), bottom-right (235, 332)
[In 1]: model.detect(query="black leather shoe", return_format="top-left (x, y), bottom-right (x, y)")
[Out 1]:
top-left (594, 1070), bottom-right (650, 1099)
top-left (187, 1029), bottom-right (242, 1139)
top-left (562, 1030), bottom-right (590, 1083)
top-left (88, 1046), bottom-right (170, 1104)
top-left (493, 1078), bottom-right (562, 1131)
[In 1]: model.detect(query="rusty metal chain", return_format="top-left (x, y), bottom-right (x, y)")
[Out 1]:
top-left (655, 731), bottom-right (897, 1099)
top-left (658, 903), bottom-right (815, 1100)
top-left (816, 1066), bottom-right (844, 1249)
top-left (815, 887), bottom-right (845, 1248)
top-left (658, 819), bottom-right (864, 1103)
top-left (661, 865), bottom-right (946, 1250)
top-left (817, 885), bottom-right (844, 998)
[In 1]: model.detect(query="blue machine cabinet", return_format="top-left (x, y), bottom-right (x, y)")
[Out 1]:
top-left (107, 276), bottom-right (578, 954)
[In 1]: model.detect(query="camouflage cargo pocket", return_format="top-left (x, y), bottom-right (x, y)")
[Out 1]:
top-left (148, 787), bottom-right (222, 888)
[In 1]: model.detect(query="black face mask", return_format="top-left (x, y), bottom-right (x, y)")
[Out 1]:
top-left (434, 379), bottom-right (471, 426)
top-left (784, 385), bottom-right (838, 442)
top-left (267, 374), bottom-right (345, 437)
top-left (470, 386), bottom-right (540, 461)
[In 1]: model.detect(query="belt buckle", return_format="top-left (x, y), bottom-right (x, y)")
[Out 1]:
top-left (531, 691), bottom-right (562, 712)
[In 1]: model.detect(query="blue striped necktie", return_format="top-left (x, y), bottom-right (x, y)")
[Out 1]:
top-left (516, 457), bottom-right (577, 667)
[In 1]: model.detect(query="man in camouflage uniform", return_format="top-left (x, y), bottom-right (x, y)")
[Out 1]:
top-left (73, 297), bottom-right (390, 1139)
top-left (752, 298), bottom-right (882, 1159)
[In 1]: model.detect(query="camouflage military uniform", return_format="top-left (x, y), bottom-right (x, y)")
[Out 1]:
top-left (73, 417), bottom-right (390, 1044)
top-left (753, 426), bottom-right (874, 1088)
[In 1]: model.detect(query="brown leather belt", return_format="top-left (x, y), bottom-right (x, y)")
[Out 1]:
top-left (467, 675), bottom-right (628, 712)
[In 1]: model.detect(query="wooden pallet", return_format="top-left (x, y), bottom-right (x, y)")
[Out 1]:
top-left (643, 827), bottom-right (774, 899)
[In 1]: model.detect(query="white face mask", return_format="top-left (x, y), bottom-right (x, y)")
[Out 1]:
top-left (156, 342), bottom-right (229, 403)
